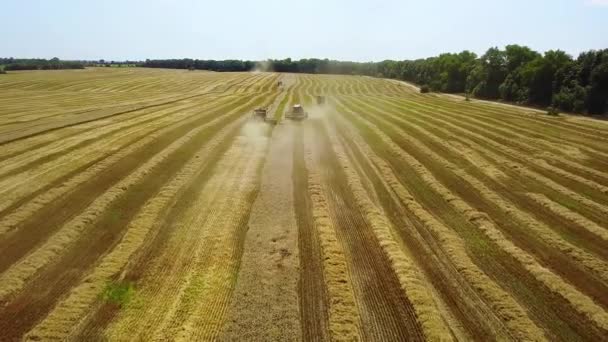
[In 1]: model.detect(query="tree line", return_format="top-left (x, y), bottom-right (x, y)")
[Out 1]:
top-left (142, 59), bottom-right (255, 72)
top-left (2, 45), bottom-right (606, 115)
top-left (142, 46), bottom-right (607, 115)
top-left (0, 58), bottom-right (85, 71)
top-left (375, 46), bottom-right (608, 115)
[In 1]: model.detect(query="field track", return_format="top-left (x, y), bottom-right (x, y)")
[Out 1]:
top-left (0, 68), bottom-right (607, 341)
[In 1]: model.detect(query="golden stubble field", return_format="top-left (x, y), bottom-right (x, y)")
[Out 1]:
top-left (0, 67), bottom-right (607, 341)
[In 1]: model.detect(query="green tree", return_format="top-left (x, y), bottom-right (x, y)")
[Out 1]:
top-left (467, 47), bottom-right (507, 99)
top-left (520, 50), bottom-right (571, 106)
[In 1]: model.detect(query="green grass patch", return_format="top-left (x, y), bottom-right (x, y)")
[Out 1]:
top-left (102, 281), bottom-right (135, 306)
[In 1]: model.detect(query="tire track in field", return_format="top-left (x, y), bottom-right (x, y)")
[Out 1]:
top-left (24, 114), bottom-right (246, 341)
top-left (304, 129), bottom-right (363, 342)
top-left (323, 117), bottom-right (453, 341)
top-left (526, 193), bottom-right (608, 242)
top-left (102, 142), bottom-right (250, 341)
top-left (0, 95), bottom-right (264, 267)
top-left (71, 118), bottom-right (242, 341)
top-left (0, 101), bottom-right (208, 178)
top-left (0, 94), bottom-right (274, 341)
top-left (390, 96), bottom-right (608, 171)
top-left (219, 99), bottom-right (302, 341)
top-left (348, 97), bottom-right (608, 291)
top-left (333, 116), bottom-right (476, 341)
top-left (338, 107), bottom-right (607, 339)
top-left (355, 96), bottom-right (608, 235)
top-left (332, 104), bottom-right (543, 341)
top-left (107, 124), bottom-right (268, 341)
top-left (0, 95), bottom-right (245, 214)
top-left (335, 100), bottom-right (608, 338)
top-left (386, 104), bottom-right (608, 271)
top-left (0, 96), bottom-right (233, 239)
top-left (429, 95), bottom-right (608, 141)
top-left (293, 125), bottom-right (331, 342)
top-left (375, 96), bottom-right (608, 203)
top-left (0, 73), bottom-right (266, 145)
top-left (311, 119), bottom-right (428, 341)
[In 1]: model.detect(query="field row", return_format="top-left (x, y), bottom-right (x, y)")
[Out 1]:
top-left (0, 68), bottom-right (606, 340)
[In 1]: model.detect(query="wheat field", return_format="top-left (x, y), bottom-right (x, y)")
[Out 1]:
top-left (0, 68), bottom-right (607, 341)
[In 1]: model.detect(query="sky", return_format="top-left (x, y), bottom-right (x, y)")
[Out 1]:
top-left (1, 0), bottom-right (607, 62)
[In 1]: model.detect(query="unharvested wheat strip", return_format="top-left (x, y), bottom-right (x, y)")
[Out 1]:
top-left (105, 143), bottom-right (249, 341)
top-left (0, 109), bottom-right (249, 302)
top-left (333, 106), bottom-right (546, 341)
top-left (23, 116), bottom-right (247, 342)
top-left (323, 119), bottom-right (453, 341)
top-left (337, 105), bottom-right (608, 333)
top-left (361, 97), bottom-right (608, 214)
top-left (527, 193), bottom-right (608, 241)
top-left (371, 96), bottom-right (608, 193)
top-left (304, 145), bottom-right (363, 341)
top-left (0, 94), bottom-right (264, 230)
top-left (347, 100), bottom-right (608, 285)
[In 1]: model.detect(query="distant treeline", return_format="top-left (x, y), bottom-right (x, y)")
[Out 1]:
top-left (141, 58), bottom-right (377, 75)
top-left (0, 58), bottom-right (85, 71)
top-left (142, 59), bottom-right (255, 72)
top-left (375, 46), bottom-right (608, 115)
top-left (143, 46), bottom-right (607, 115)
top-left (2, 46), bottom-right (606, 115)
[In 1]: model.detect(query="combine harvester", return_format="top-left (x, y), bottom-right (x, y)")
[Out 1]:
top-left (285, 104), bottom-right (308, 120)
top-left (252, 107), bottom-right (277, 124)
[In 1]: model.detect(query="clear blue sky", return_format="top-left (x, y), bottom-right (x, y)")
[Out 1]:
top-left (2, 0), bottom-right (607, 61)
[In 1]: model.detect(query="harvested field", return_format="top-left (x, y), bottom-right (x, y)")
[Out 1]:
top-left (0, 68), bottom-right (607, 341)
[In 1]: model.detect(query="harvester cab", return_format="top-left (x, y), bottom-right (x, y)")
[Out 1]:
top-left (285, 104), bottom-right (308, 120)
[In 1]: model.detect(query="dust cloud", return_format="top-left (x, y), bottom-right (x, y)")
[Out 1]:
top-left (240, 120), bottom-right (269, 144)
top-left (306, 102), bottom-right (334, 120)
top-left (252, 60), bottom-right (273, 73)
